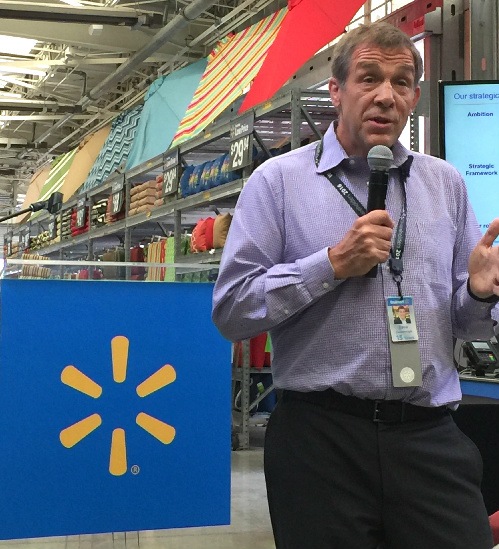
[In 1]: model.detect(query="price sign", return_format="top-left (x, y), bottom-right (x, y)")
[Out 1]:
top-left (75, 198), bottom-right (86, 229)
top-left (49, 217), bottom-right (57, 240)
top-left (4, 232), bottom-right (12, 257)
top-left (111, 177), bottom-right (125, 215)
top-left (229, 113), bottom-right (254, 171)
top-left (162, 149), bottom-right (179, 197)
top-left (20, 228), bottom-right (30, 250)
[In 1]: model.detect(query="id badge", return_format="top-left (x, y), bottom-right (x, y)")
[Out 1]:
top-left (387, 296), bottom-right (418, 342)
top-left (386, 296), bottom-right (423, 387)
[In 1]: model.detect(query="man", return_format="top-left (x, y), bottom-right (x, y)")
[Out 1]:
top-left (212, 21), bottom-right (499, 549)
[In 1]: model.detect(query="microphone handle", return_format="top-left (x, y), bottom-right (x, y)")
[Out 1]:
top-left (366, 169), bottom-right (389, 278)
top-left (366, 170), bottom-right (388, 212)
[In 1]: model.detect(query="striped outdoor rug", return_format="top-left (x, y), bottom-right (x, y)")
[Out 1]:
top-left (171, 8), bottom-right (286, 146)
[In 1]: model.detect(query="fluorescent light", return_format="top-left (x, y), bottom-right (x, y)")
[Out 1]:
top-left (0, 92), bottom-right (22, 98)
top-left (0, 66), bottom-right (46, 77)
top-left (0, 36), bottom-right (37, 56)
top-left (60, 0), bottom-right (85, 6)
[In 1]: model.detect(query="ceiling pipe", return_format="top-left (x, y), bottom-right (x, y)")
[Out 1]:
top-left (35, 0), bottom-right (219, 144)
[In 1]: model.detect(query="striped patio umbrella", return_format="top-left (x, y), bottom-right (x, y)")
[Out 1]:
top-left (30, 149), bottom-right (77, 220)
top-left (239, 0), bottom-right (365, 113)
top-left (80, 105), bottom-right (143, 193)
top-left (171, 8), bottom-right (286, 147)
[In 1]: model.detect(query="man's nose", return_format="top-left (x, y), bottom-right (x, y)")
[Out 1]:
top-left (375, 80), bottom-right (395, 107)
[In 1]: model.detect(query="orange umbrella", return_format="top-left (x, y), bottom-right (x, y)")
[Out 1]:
top-left (239, 0), bottom-right (365, 113)
top-left (61, 125), bottom-right (110, 203)
top-left (14, 164), bottom-right (51, 223)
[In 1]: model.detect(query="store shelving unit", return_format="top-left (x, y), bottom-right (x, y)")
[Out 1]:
top-left (5, 88), bottom-right (335, 449)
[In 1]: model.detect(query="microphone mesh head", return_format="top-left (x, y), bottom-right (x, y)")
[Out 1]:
top-left (367, 145), bottom-right (393, 172)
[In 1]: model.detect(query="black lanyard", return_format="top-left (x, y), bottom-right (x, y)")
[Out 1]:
top-left (315, 139), bottom-right (413, 298)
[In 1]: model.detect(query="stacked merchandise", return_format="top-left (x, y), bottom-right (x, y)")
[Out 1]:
top-left (101, 247), bottom-right (126, 280)
top-left (20, 253), bottom-right (51, 279)
top-left (91, 199), bottom-right (108, 228)
top-left (76, 268), bottom-right (104, 280)
top-left (7, 241), bottom-right (20, 257)
top-left (180, 154), bottom-right (240, 198)
top-left (190, 213), bottom-right (232, 253)
top-left (71, 206), bottom-right (90, 236)
top-left (60, 209), bottom-right (72, 240)
top-left (145, 237), bottom-right (175, 282)
top-left (30, 231), bottom-right (51, 250)
top-left (105, 192), bottom-right (125, 224)
top-left (130, 245), bottom-right (146, 281)
top-left (233, 333), bottom-right (272, 370)
top-left (128, 180), bottom-right (157, 216)
top-left (31, 219), bottom-right (62, 249)
top-left (153, 174), bottom-right (164, 208)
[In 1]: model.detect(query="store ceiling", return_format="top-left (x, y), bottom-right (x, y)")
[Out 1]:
top-left (0, 0), bottom-right (286, 214)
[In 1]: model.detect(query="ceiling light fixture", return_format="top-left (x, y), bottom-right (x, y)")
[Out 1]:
top-left (60, 0), bottom-right (85, 6)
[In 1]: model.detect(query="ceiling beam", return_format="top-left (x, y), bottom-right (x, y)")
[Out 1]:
top-left (0, 2), bottom-right (163, 27)
top-left (0, 99), bottom-right (82, 113)
top-left (0, 19), bottom-right (196, 56)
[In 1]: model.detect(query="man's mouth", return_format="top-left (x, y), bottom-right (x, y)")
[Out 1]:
top-left (369, 116), bottom-right (392, 124)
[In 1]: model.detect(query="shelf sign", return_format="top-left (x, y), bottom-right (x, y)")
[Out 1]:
top-left (111, 176), bottom-right (125, 215)
top-left (163, 149), bottom-right (179, 198)
top-left (75, 198), bottom-right (86, 229)
top-left (229, 113), bottom-right (254, 171)
top-left (4, 231), bottom-right (12, 257)
top-left (49, 217), bottom-right (57, 240)
top-left (20, 228), bottom-right (30, 250)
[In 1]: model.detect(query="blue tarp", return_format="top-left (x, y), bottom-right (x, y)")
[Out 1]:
top-left (126, 58), bottom-right (208, 170)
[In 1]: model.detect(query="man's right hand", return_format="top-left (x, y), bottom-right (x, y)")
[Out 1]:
top-left (328, 210), bottom-right (394, 279)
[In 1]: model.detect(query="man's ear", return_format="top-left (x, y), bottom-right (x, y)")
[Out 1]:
top-left (329, 77), bottom-right (340, 108)
top-left (412, 85), bottom-right (421, 110)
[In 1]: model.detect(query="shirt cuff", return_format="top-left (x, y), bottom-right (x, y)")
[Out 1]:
top-left (467, 278), bottom-right (499, 303)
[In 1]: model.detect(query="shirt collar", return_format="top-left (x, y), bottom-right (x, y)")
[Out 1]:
top-left (316, 122), bottom-right (412, 173)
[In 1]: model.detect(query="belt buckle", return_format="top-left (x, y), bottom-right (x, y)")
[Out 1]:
top-left (373, 400), bottom-right (383, 423)
top-left (372, 400), bottom-right (406, 423)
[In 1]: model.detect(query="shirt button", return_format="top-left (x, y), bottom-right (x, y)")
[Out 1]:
top-left (322, 282), bottom-right (330, 289)
top-left (284, 309), bottom-right (289, 315)
top-left (349, 159), bottom-right (355, 165)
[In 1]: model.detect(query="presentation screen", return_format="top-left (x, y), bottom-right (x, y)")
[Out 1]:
top-left (439, 80), bottom-right (499, 239)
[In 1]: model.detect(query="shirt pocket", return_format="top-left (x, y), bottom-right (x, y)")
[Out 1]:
top-left (416, 218), bottom-right (456, 284)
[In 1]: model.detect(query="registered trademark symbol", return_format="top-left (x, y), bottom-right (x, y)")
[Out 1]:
top-left (131, 465), bottom-right (140, 475)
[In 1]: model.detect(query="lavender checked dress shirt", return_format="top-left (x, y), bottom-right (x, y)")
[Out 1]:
top-left (212, 124), bottom-right (498, 407)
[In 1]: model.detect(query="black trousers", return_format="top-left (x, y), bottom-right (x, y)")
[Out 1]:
top-left (264, 395), bottom-right (493, 549)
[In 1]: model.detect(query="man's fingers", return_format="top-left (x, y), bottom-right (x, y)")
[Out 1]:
top-left (480, 218), bottom-right (499, 248)
top-left (361, 210), bottom-right (394, 228)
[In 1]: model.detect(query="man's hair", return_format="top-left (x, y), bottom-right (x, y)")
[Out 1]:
top-left (331, 21), bottom-right (423, 88)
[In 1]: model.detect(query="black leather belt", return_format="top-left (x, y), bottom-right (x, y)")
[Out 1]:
top-left (282, 389), bottom-right (449, 423)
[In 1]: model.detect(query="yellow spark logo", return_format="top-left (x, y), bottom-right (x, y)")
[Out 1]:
top-left (59, 335), bottom-right (176, 476)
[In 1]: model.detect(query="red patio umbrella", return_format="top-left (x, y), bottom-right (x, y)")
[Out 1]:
top-left (239, 0), bottom-right (365, 113)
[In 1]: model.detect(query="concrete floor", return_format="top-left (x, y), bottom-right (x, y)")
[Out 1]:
top-left (0, 448), bottom-right (274, 549)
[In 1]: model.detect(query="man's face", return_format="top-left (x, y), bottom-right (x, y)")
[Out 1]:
top-left (329, 44), bottom-right (421, 157)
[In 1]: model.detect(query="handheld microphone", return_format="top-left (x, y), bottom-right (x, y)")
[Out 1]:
top-left (365, 145), bottom-right (393, 278)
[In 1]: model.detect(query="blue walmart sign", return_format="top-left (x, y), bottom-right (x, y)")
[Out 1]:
top-left (0, 280), bottom-right (231, 539)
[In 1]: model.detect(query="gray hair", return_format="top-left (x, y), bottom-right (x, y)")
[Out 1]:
top-left (331, 21), bottom-right (423, 88)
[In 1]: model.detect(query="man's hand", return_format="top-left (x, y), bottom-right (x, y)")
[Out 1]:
top-left (328, 210), bottom-right (394, 279)
top-left (468, 218), bottom-right (499, 299)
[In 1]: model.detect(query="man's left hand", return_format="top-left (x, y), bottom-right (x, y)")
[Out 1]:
top-left (468, 218), bottom-right (499, 299)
